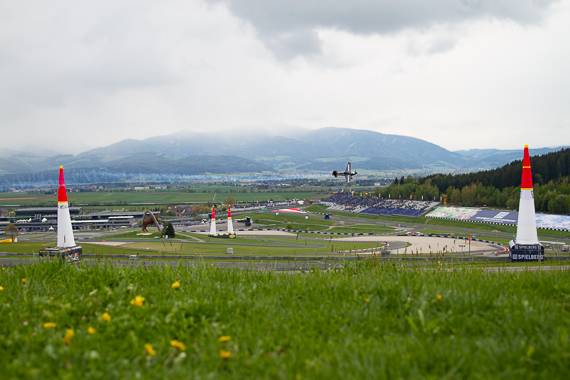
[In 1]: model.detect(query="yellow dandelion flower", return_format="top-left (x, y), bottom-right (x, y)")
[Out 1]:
top-left (0, 286), bottom-right (3, 291)
top-left (144, 343), bottom-right (156, 356)
top-left (99, 312), bottom-right (111, 322)
top-left (63, 329), bottom-right (74, 344)
top-left (43, 322), bottom-right (56, 329)
top-left (364, 298), bottom-right (370, 303)
top-left (21, 278), bottom-right (27, 284)
top-left (170, 340), bottom-right (186, 351)
top-left (171, 281), bottom-right (180, 290)
top-left (220, 350), bottom-right (232, 359)
top-left (437, 294), bottom-right (443, 302)
top-left (218, 336), bottom-right (231, 342)
top-left (130, 296), bottom-right (145, 307)
top-left (87, 327), bottom-right (96, 335)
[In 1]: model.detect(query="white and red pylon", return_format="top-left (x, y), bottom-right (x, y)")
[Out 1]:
top-left (515, 145), bottom-right (540, 245)
top-left (209, 206), bottom-right (217, 236)
top-left (57, 166), bottom-right (76, 248)
top-left (227, 206), bottom-right (234, 234)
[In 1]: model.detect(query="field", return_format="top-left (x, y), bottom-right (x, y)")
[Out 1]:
top-left (0, 261), bottom-right (569, 379)
top-left (0, 238), bottom-right (384, 258)
top-left (0, 186), bottom-right (328, 207)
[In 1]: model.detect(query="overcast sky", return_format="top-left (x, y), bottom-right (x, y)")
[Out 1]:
top-left (1, 0), bottom-right (569, 154)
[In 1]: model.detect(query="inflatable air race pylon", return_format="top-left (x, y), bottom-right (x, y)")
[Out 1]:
top-left (209, 206), bottom-right (217, 236)
top-left (57, 166), bottom-right (76, 248)
top-left (40, 166), bottom-right (82, 261)
top-left (227, 206), bottom-right (234, 234)
top-left (509, 146), bottom-right (543, 261)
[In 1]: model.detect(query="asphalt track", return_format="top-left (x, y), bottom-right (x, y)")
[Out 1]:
top-left (1, 257), bottom-right (568, 273)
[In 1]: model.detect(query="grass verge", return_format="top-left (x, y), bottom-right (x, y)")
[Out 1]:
top-left (0, 261), bottom-right (568, 378)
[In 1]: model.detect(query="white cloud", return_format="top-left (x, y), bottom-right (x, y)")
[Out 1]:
top-left (0, 0), bottom-right (568, 155)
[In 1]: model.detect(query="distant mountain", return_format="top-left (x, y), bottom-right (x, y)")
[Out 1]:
top-left (3, 127), bottom-right (568, 181)
top-left (454, 146), bottom-right (570, 169)
top-left (76, 127), bottom-right (467, 172)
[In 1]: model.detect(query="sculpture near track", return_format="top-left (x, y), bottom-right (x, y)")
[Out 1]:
top-left (142, 210), bottom-right (162, 233)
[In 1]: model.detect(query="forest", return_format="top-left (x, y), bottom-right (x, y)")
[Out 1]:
top-left (372, 148), bottom-right (570, 214)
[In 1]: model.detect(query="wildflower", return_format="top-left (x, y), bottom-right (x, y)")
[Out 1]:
top-left (99, 312), bottom-right (111, 322)
top-left (364, 298), bottom-right (370, 303)
top-left (21, 278), bottom-right (27, 284)
top-left (218, 336), bottom-right (231, 343)
top-left (220, 350), bottom-right (232, 359)
top-left (130, 296), bottom-right (145, 307)
top-left (144, 343), bottom-right (156, 356)
top-left (87, 327), bottom-right (96, 335)
top-left (172, 281), bottom-right (180, 290)
top-left (43, 322), bottom-right (56, 329)
top-left (0, 286), bottom-right (3, 291)
top-left (63, 329), bottom-right (74, 344)
top-left (170, 340), bottom-right (186, 351)
top-left (437, 294), bottom-right (443, 302)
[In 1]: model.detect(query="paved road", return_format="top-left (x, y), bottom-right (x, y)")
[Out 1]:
top-left (332, 235), bottom-right (503, 256)
top-left (2, 257), bottom-right (568, 273)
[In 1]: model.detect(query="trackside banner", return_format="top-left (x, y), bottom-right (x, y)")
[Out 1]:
top-left (426, 207), bottom-right (570, 230)
top-left (467, 210), bottom-right (518, 225)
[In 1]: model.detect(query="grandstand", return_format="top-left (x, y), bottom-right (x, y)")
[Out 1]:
top-left (322, 193), bottom-right (439, 216)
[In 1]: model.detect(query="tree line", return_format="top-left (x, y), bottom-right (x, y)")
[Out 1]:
top-left (372, 148), bottom-right (570, 215)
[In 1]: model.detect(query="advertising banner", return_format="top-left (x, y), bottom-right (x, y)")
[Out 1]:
top-left (535, 214), bottom-right (570, 231)
top-left (427, 207), bottom-right (481, 220)
top-left (467, 210), bottom-right (518, 225)
top-left (510, 245), bottom-right (544, 262)
top-left (427, 207), bottom-right (570, 230)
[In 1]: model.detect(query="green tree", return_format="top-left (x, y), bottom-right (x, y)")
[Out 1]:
top-left (450, 188), bottom-right (461, 205)
top-left (5, 224), bottom-right (19, 241)
top-left (162, 222), bottom-right (176, 239)
top-left (224, 196), bottom-right (237, 206)
top-left (548, 194), bottom-right (569, 214)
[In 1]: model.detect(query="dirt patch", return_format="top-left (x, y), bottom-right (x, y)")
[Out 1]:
top-left (87, 241), bottom-right (128, 247)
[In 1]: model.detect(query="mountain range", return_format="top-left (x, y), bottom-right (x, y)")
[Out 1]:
top-left (1, 128), bottom-right (567, 180)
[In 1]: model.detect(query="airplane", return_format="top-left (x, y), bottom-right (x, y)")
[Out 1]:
top-left (332, 162), bottom-right (357, 183)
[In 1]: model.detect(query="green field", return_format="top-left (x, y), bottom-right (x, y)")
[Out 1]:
top-left (0, 261), bottom-right (569, 378)
top-left (0, 187), bottom-right (327, 207)
top-left (307, 205), bottom-right (570, 240)
top-left (0, 237), bottom-right (383, 257)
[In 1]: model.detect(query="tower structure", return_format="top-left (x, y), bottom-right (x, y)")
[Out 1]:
top-left (209, 206), bottom-right (217, 236)
top-left (40, 166), bottom-right (82, 261)
top-left (509, 146), bottom-right (544, 261)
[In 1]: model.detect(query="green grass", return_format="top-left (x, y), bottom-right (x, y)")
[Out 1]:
top-left (118, 241), bottom-right (381, 256)
top-left (0, 239), bottom-right (383, 257)
top-left (242, 213), bottom-right (335, 232)
top-left (0, 261), bottom-right (569, 378)
top-left (326, 225), bottom-right (394, 234)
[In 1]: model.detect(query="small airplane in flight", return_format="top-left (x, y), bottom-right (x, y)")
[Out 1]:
top-left (333, 162), bottom-right (357, 183)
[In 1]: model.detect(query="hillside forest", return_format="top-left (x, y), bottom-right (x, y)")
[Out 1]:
top-left (369, 148), bottom-right (570, 215)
